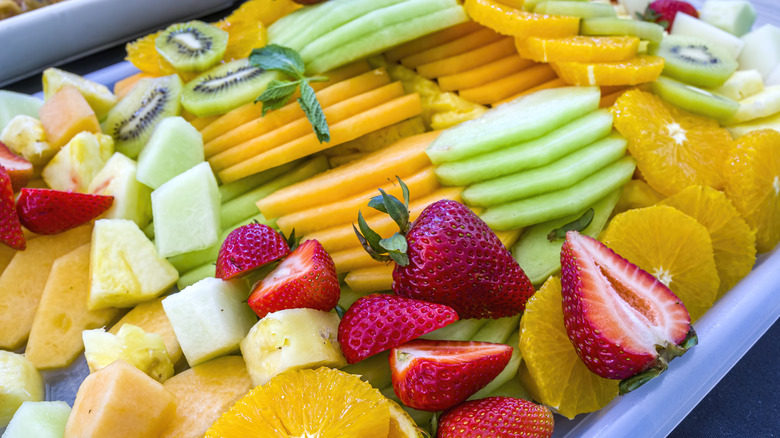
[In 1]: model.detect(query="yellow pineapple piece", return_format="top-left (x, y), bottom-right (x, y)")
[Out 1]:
top-left (0, 351), bottom-right (44, 427)
top-left (42, 131), bottom-right (114, 193)
top-left (83, 324), bottom-right (174, 383)
top-left (109, 297), bottom-right (183, 365)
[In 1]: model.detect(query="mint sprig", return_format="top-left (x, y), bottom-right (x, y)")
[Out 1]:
top-left (250, 44), bottom-right (330, 143)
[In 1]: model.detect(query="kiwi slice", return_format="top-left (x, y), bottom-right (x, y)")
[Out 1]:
top-left (101, 74), bottom-right (183, 159)
top-left (581, 18), bottom-right (664, 43)
top-left (649, 35), bottom-right (738, 89)
top-left (181, 59), bottom-right (281, 117)
top-left (650, 75), bottom-right (739, 122)
top-left (535, 1), bottom-right (616, 18)
top-left (155, 21), bottom-right (228, 72)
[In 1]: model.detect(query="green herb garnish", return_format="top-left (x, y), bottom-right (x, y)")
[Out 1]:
top-left (547, 208), bottom-right (595, 242)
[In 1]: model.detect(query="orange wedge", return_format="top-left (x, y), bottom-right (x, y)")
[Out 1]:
top-left (552, 55), bottom-right (665, 86)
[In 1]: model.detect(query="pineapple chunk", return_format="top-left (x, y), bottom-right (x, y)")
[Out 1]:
top-left (42, 131), bottom-right (113, 192)
top-left (0, 351), bottom-right (44, 427)
top-left (0, 115), bottom-right (56, 166)
top-left (83, 324), bottom-right (174, 383)
top-left (240, 308), bottom-right (346, 387)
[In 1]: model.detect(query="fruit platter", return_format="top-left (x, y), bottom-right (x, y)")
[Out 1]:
top-left (1, 0), bottom-right (779, 437)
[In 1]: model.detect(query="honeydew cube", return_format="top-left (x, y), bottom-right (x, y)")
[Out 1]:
top-left (240, 308), bottom-right (346, 387)
top-left (162, 277), bottom-right (256, 367)
top-left (0, 115), bottom-right (56, 166)
top-left (672, 12), bottom-right (745, 60)
top-left (42, 131), bottom-right (114, 193)
top-left (0, 90), bottom-right (42, 133)
top-left (64, 360), bottom-right (178, 438)
top-left (2, 401), bottom-right (71, 438)
top-left (88, 152), bottom-right (152, 227)
top-left (739, 25), bottom-right (780, 80)
top-left (699, 0), bottom-right (756, 37)
top-left (88, 219), bottom-right (178, 310)
top-left (83, 324), bottom-right (174, 383)
top-left (151, 162), bottom-right (221, 258)
top-left (0, 351), bottom-right (44, 427)
top-left (137, 117), bottom-right (204, 189)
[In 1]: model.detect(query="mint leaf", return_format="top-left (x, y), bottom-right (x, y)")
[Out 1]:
top-left (256, 79), bottom-right (300, 115)
top-left (249, 44), bottom-right (304, 79)
top-left (547, 208), bottom-right (595, 242)
top-left (298, 80), bottom-right (330, 143)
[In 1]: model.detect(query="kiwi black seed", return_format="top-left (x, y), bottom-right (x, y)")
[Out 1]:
top-left (181, 59), bottom-right (281, 117)
top-left (649, 35), bottom-right (738, 89)
top-left (651, 75), bottom-right (739, 122)
top-left (155, 20), bottom-right (229, 72)
top-left (100, 75), bottom-right (183, 159)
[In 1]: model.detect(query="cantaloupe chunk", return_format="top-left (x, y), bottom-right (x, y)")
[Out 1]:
top-left (160, 356), bottom-right (252, 438)
top-left (25, 244), bottom-right (120, 370)
top-left (64, 359), bottom-right (178, 438)
top-left (109, 297), bottom-right (183, 366)
top-left (0, 225), bottom-right (92, 350)
top-left (38, 85), bottom-right (101, 149)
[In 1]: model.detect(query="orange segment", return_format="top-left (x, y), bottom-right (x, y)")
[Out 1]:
top-left (518, 276), bottom-right (619, 419)
top-left (215, 15), bottom-right (267, 62)
top-left (613, 179), bottom-right (665, 216)
top-left (611, 89), bottom-right (732, 197)
top-left (723, 129), bottom-right (780, 253)
top-left (552, 55), bottom-right (665, 86)
top-left (516, 36), bottom-right (640, 63)
top-left (601, 205), bottom-right (719, 322)
top-left (464, 0), bottom-right (579, 39)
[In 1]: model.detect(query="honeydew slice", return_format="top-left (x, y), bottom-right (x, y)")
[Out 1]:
top-left (88, 152), bottom-right (153, 227)
top-left (136, 117), bottom-right (204, 189)
top-left (2, 401), bottom-right (70, 438)
top-left (0, 90), bottom-right (42, 133)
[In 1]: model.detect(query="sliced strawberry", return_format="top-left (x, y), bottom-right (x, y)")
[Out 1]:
top-left (437, 397), bottom-right (554, 438)
top-left (16, 188), bottom-right (113, 235)
top-left (389, 339), bottom-right (512, 412)
top-left (247, 239), bottom-right (339, 318)
top-left (215, 223), bottom-right (290, 280)
top-left (0, 141), bottom-right (33, 192)
top-left (561, 231), bottom-right (695, 392)
top-left (337, 294), bottom-right (459, 364)
top-left (640, 0), bottom-right (698, 32)
top-left (0, 167), bottom-right (25, 250)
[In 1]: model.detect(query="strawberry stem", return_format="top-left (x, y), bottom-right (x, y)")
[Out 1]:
top-left (354, 177), bottom-right (412, 266)
top-left (618, 326), bottom-right (698, 395)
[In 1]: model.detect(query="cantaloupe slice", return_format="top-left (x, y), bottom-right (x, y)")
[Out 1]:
top-left (25, 244), bottom-right (120, 370)
top-left (38, 85), bottom-right (101, 149)
top-left (401, 28), bottom-right (504, 68)
top-left (385, 21), bottom-right (483, 63)
top-left (64, 359), bottom-right (178, 438)
top-left (160, 356), bottom-right (252, 438)
top-left (438, 55), bottom-right (535, 92)
top-left (459, 64), bottom-right (558, 105)
top-left (109, 297), bottom-right (183, 366)
top-left (0, 225), bottom-right (92, 350)
top-left (496, 77), bottom-right (567, 105)
top-left (417, 37), bottom-right (518, 80)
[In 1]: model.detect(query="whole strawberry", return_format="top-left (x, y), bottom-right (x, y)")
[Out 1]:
top-left (16, 188), bottom-right (113, 235)
top-left (338, 293), bottom-right (458, 364)
top-left (389, 339), bottom-right (511, 411)
top-left (0, 167), bottom-right (25, 250)
top-left (437, 397), bottom-right (554, 438)
top-left (561, 231), bottom-right (697, 393)
top-left (247, 239), bottom-right (339, 318)
top-left (216, 223), bottom-right (290, 280)
top-left (355, 179), bottom-right (534, 319)
top-left (640, 0), bottom-right (698, 31)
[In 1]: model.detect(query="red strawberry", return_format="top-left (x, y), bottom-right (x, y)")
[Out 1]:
top-left (437, 397), bottom-right (554, 438)
top-left (355, 180), bottom-right (535, 319)
top-left (247, 239), bottom-right (339, 318)
top-left (215, 223), bottom-right (290, 280)
top-left (0, 141), bottom-right (33, 192)
top-left (16, 188), bottom-right (113, 235)
top-left (640, 0), bottom-right (698, 31)
top-left (389, 339), bottom-right (512, 411)
top-left (560, 231), bottom-right (697, 393)
top-left (0, 167), bottom-right (25, 250)
top-left (337, 294), bottom-right (459, 364)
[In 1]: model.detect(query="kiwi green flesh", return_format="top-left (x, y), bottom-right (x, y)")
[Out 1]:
top-left (100, 74), bottom-right (183, 159)
top-left (535, 1), bottom-right (616, 19)
top-left (581, 18), bottom-right (664, 43)
top-left (155, 21), bottom-right (228, 72)
top-left (181, 59), bottom-right (282, 118)
top-left (651, 75), bottom-right (739, 122)
top-left (650, 35), bottom-right (738, 88)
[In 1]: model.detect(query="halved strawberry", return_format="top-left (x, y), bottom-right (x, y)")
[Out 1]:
top-left (0, 167), bottom-right (25, 250)
top-left (337, 294), bottom-right (459, 364)
top-left (215, 223), bottom-right (290, 280)
top-left (247, 239), bottom-right (339, 318)
top-left (437, 397), bottom-right (554, 438)
top-left (639, 0), bottom-right (698, 32)
top-left (561, 231), bottom-right (696, 393)
top-left (16, 188), bottom-right (114, 235)
top-left (0, 141), bottom-right (33, 192)
top-left (389, 339), bottom-right (512, 412)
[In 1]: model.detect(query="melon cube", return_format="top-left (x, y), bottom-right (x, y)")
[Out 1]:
top-left (162, 277), bottom-right (257, 367)
top-left (0, 115), bottom-right (56, 166)
top-left (83, 324), bottom-right (174, 383)
top-left (38, 85), bottom-right (101, 149)
top-left (2, 401), bottom-right (71, 438)
top-left (88, 152), bottom-right (152, 227)
top-left (109, 297), bottom-right (183, 365)
top-left (136, 116), bottom-right (205, 189)
top-left (0, 90), bottom-right (42, 133)
top-left (88, 219), bottom-right (179, 310)
top-left (0, 351), bottom-right (44, 427)
top-left (151, 162), bottom-right (221, 258)
top-left (739, 24), bottom-right (780, 80)
top-left (64, 359), bottom-right (178, 438)
top-left (671, 12), bottom-right (745, 60)
top-left (699, 0), bottom-right (756, 37)
top-left (42, 131), bottom-right (114, 192)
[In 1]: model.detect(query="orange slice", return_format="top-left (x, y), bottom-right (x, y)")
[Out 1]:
top-left (464, 0), bottom-right (579, 39)
top-left (611, 89), bottom-right (732, 197)
top-left (552, 55), bottom-right (664, 86)
top-left (516, 36), bottom-right (640, 63)
top-left (612, 179), bottom-right (665, 216)
top-left (723, 129), bottom-right (780, 253)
